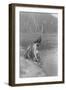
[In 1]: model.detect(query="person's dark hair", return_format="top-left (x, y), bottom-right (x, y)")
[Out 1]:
top-left (33, 36), bottom-right (41, 44)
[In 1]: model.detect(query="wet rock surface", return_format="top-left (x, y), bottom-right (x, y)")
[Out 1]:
top-left (20, 57), bottom-right (46, 78)
top-left (20, 48), bottom-right (57, 78)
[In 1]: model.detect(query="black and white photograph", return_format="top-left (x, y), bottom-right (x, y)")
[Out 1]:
top-left (19, 12), bottom-right (58, 78)
top-left (9, 4), bottom-right (64, 86)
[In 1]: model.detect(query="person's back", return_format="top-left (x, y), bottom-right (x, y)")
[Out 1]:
top-left (24, 44), bottom-right (34, 60)
top-left (24, 43), bottom-right (39, 62)
top-left (24, 36), bottom-right (41, 63)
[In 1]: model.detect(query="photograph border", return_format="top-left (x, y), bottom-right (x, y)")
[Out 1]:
top-left (9, 3), bottom-right (64, 86)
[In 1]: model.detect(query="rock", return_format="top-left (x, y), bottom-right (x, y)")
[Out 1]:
top-left (20, 57), bottom-right (46, 78)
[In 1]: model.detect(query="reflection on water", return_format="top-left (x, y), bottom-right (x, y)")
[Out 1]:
top-left (39, 48), bottom-right (58, 76)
